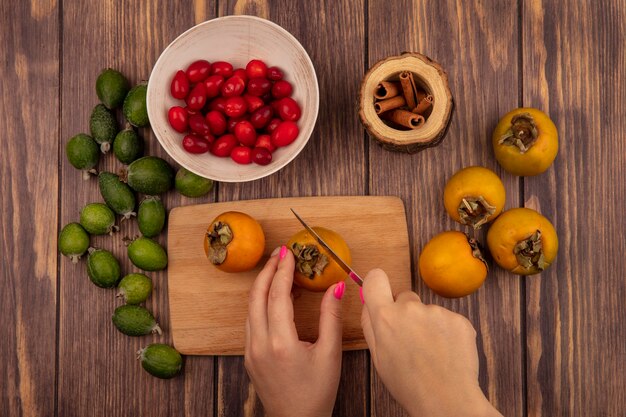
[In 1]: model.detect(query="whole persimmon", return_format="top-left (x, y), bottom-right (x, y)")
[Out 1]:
top-left (287, 227), bottom-right (351, 292)
top-left (203, 211), bottom-right (265, 273)
top-left (443, 166), bottom-right (506, 229)
top-left (487, 208), bottom-right (558, 275)
top-left (418, 231), bottom-right (488, 298)
top-left (492, 108), bottom-right (558, 176)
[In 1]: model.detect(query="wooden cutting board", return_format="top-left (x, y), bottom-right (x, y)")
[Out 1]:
top-left (167, 196), bottom-right (411, 355)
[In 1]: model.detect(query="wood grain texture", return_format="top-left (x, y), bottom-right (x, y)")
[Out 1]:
top-left (58, 2), bottom-right (216, 417)
top-left (168, 197), bottom-right (410, 354)
top-left (368, 1), bottom-right (523, 416)
top-left (217, 1), bottom-right (368, 415)
top-left (0, 1), bottom-right (58, 417)
top-left (522, 0), bottom-right (626, 415)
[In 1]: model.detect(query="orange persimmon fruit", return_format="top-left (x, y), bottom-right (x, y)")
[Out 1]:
top-left (287, 227), bottom-right (351, 292)
top-left (203, 211), bottom-right (265, 273)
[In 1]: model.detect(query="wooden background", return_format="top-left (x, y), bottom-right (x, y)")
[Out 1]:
top-left (1, 0), bottom-right (624, 416)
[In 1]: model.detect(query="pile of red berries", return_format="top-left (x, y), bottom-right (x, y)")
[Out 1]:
top-left (167, 59), bottom-right (302, 166)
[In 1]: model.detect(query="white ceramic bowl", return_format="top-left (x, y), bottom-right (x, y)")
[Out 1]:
top-left (147, 15), bottom-right (319, 182)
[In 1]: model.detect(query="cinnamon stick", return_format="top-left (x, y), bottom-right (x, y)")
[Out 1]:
top-left (374, 81), bottom-right (401, 100)
top-left (384, 109), bottom-right (425, 129)
top-left (415, 89), bottom-right (427, 102)
top-left (412, 94), bottom-right (434, 115)
top-left (375, 95), bottom-right (406, 114)
top-left (399, 71), bottom-right (417, 109)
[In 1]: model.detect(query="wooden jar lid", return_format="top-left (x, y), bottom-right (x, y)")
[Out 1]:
top-left (359, 52), bottom-right (454, 153)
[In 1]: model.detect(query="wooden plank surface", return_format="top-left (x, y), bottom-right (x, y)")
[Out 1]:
top-left (522, 0), bottom-right (626, 415)
top-left (216, 1), bottom-right (368, 415)
top-left (168, 197), bottom-right (410, 355)
top-left (0, 2), bottom-right (59, 417)
top-left (57, 2), bottom-right (216, 417)
top-left (367, 1), bottom-right (523, 416)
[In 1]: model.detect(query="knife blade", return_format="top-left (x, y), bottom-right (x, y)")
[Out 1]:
top-left (290, 208), bottom-right (364, 286)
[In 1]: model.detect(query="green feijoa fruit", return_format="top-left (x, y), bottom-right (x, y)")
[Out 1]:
top-left (66, 134), bottom-right (99, 180)
top-left (123, 156), bottom-right (174, 195)
top-left (112, 305), bottom-right (162, 336)
top-left (123, 82), bottom-right (149, 127)
top-left (138, 196), bottom-right (166, 238)
top-left (86, 247), bottom-right (121, 288)
top-left (137, 343), bottom-right (182, 379)
top-left (175, 167), bottom-right (214, 198)
top-left (80, 203), bottom-right (118, 235)
top-left (90, 104), bottom-right (118, 153)
top-left (58, 222), bottom-right (90, 263)
top-left (117, 273), bottom-right (153, 305)
top-left (113, 127), bottom-right (143, 164)
top-left (127, 237), bottom-right (168, 271)
top-left (96, 68), bottom-right (129, 109)
top-left (98, 172), bottom-right (136, 220)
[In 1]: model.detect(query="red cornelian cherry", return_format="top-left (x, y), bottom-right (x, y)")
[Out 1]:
top-left (208, 97), bottom-right (227, 113)
top-left (246, 59), bottom-right (268, 79)
top-left (271, 80), bottom-right (293, 99)
top-left (185, 82), bottom-right (207, 110)
top-left (243, 94), bottom-right (264, 113)
top-left (250, 105), bottom-right (274, 129)
top-left (182, 134), bottom-right (210, 154)
top-left (254, 134), bottom-right (276, 152)
top-left (275, 97), bottom-right (301, 121)
top-left (188, 113), bottom-right (211, 135)
top-left (227, 116), bottom-right (247, 133)
top-left (221, 76), bottom-right (246, 97)
top-left (230, 145), bottom-right (253, 164)
top-left (211, 61), bottom-right (234, 77)
top-left (233, 68), bottom-right (247, 82)
top-left (234, 121), bottom-right (257, 147)
top-left (271, 121), bottom-right (299, 147)
top-left (224, 96), bottom-right (248, 118)
top-left (252, 147), bottom-right (272, 165)
top-left (171, 70), bottom-right (190, 99)
top-left (266, 118), bottom-right (282, 133)
top-left (204, 75), bottom-right (224, 98)
top-left (186, 60), bottom-right (211, 83)
top-left (168, 106), bottom-right (188, 133)
top-left (267, 66), bottom-right (283, 81)
top-left (247, 78), bottom-right (272, 96)
top-left (205, 110), bottom-right (227, 136)
top-left (210, 134), bottom-right (238, 157)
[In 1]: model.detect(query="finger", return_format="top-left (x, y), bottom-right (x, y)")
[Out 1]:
top-left (362, 268), bottom-right (394, 314)
top-left (267, 245), bottom-right (299, 340)
top-left (315, 282), bottom-right (344, 353)
top-left (248, 248), bottom-right (281, 337)
top-left (360, 304), bottom-right (377, 363)
top-left (394, 290), bottom-right (421, 304)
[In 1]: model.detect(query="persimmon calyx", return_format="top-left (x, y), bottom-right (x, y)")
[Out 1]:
top-left (499, 112), bottom-right (539, 153)
top-left (207, 221), bottom-right (233, 265)
top-left (467, 236), bottom-right (488, 270)
top-left (291, 242), bottom-right (329, 279)
top-left (514, 230), bottom-right (546, 270)
top-left (459, 196), bottom-right (496, 229)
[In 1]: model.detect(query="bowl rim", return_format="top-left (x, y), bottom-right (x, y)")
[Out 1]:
top-left (147, 15), bottom-right (320, 183)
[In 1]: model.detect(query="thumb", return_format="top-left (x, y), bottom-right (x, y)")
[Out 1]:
top-left (316, 281), bottom-right (344, 353)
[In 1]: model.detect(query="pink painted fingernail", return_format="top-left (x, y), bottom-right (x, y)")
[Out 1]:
top-left (333, 281), bottom-right (346, 300)
top-left (279, 245), bottom-right (288, 260)
top-left (359, 287), bottom-right (365, 304)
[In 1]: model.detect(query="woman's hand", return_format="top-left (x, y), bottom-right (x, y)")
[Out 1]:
top-left (360, 269), bottom-right (503, 417)
top-left (245, 246), bottom-right (345, 417)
